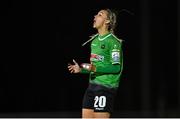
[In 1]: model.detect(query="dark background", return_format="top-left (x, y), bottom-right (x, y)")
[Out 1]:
top-left (0, 0), bottom-right (179, 118)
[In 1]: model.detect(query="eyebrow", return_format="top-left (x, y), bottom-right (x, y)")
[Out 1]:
top-left (99, 11), bottom-right (104, 14)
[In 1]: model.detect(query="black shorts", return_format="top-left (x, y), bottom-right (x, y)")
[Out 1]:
top-left (82, 83), bottom-right (117, 113)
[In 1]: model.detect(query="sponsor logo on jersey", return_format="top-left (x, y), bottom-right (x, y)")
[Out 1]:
top-left (90, 53), bottom-right (104, 61)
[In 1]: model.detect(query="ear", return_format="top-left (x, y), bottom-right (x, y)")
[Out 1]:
top-left (105, 19), bottom-right (110, 24)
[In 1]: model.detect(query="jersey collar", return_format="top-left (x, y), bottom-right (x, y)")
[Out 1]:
top-left (98, 33), bottom-right (112, 41)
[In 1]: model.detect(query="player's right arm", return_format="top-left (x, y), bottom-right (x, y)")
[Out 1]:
top-left (68, 59), bottom-right (93, 74)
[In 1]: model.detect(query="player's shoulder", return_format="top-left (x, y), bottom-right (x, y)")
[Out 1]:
top-left (109, 33), bottom-right (123, 44)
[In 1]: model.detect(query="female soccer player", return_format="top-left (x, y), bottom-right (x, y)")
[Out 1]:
top-left (68, 8), bottom-right (123, 118)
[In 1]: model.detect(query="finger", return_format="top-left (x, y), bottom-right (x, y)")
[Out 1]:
top-left (68, 66), bottom-right (74, 71)
top-left (70, 69), bottom-right (74, 73)
top-left (68, 67), bottom-right (73, 72)
top-left (68, 64), bottom-right (75, 69)
top-left (73, 59), bottom-right (78, 65)
top-left (68, 65), bottom-right (73, 68)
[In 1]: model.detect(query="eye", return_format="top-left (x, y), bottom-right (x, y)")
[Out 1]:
top-left (98, 13), bottom-right (102, 16)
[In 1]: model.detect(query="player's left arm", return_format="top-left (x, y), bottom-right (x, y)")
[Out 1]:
top-left (83, 40), bottom-right (122, 74)
top-left (94, 40), bottom-right (122, 74)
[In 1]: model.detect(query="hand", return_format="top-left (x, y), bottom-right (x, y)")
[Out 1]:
top-left (68, 59), bottom-right (81, 73)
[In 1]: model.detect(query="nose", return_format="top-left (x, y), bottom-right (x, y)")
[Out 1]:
top-left (94, 14), bottom-right (97, 18)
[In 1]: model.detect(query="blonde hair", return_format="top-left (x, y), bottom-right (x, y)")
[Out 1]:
top-left (104, 9), bottom-right (117, 33)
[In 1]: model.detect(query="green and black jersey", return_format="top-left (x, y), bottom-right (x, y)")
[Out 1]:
top-left (81, 32), bottom-right (123, 88)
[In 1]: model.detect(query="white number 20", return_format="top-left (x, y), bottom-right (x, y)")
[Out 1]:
top-left (94, 96), bottom-right (106, 108)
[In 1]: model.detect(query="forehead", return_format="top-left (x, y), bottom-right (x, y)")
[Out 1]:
top-left (97, 10), bottom-right (108, 16)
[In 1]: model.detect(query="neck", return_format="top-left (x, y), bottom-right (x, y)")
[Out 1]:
top-left (98, 27), bottom-right (109, 36)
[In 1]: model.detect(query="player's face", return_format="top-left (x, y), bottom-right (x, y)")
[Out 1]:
top-left (93, 10), bottom-right (109, 29)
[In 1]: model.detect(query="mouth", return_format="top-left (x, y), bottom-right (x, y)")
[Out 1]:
top-left (93, 19), bottom-right (96, 23)
top-left (93, 20), bottom-right (96, 24)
